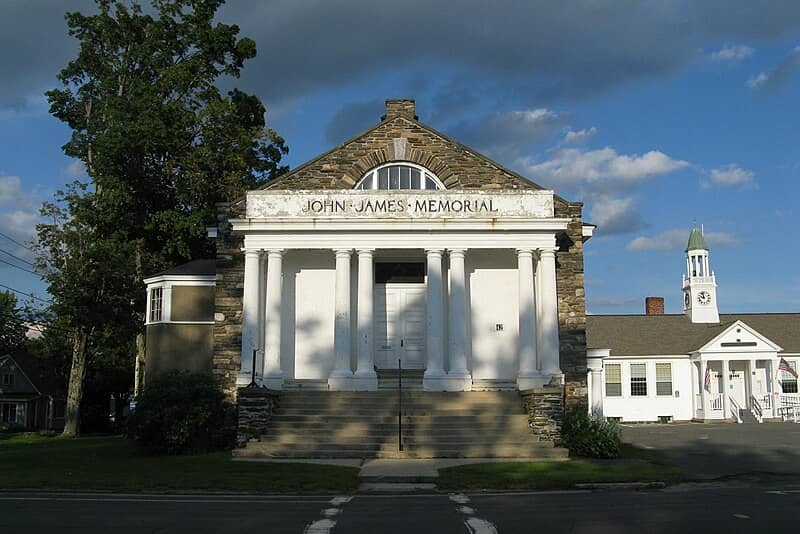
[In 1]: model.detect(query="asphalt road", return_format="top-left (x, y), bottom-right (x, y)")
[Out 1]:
top-left (2, 485), bottom-right (800, 533)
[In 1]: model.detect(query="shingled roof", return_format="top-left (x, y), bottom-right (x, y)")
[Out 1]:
top-left (587, 313), bottom-right (800, 356)
top-left (146, 259), bottom-right (216, 278)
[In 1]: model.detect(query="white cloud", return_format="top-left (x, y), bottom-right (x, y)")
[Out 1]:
top-left (0, 209), bottom-right (39, 262)
top-left (521, 147), bottom-right (688, 189)
top-left (703, 164), bottom-right (755, 188)
top-left (587, 194), bottom-right (645, 235)
top-left (748, 46), bottom-right (800, 90)
top-left (64, 160), bottom-right (86, 179)
top-left (627, 228), bottom-right (738, 251)
top-left (563, 127), bottom-right (597, 144)
top-left (448, 108), bottom-right (568, 157)
top-left (0, 175), bottom-right (23, 206)
top-left (710, 44), bottom-right (753, 61)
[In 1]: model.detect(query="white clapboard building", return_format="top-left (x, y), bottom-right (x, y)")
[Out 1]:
top-left (587, 227), bottom-right (800, 423)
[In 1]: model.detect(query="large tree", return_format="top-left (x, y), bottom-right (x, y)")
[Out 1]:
top-left (0, 291), bottom-right (28, 355)
top-left (40, 0), bottom-right (287, 435)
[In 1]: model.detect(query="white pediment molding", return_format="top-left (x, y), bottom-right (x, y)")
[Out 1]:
top-left (696, 320), bottom-right (783, 356)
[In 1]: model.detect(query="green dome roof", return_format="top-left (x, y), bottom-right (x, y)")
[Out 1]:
top-left (686, 226), bottom-right (708, 252)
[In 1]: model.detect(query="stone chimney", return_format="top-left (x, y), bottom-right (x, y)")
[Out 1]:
top-left (645, 296), bottom-right (664, 315)
top-left (383, 99), bottom-right (417, 121)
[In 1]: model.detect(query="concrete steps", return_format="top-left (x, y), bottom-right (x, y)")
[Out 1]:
top-left (237, 390), bottom-right (566, 459)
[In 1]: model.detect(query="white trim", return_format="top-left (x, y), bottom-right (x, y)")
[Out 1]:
top-left (143, 280), bottom-right (215, 325)
top-left (142, 275), bottom-right (216, 285)
top-left (695, 320), bottom-right (783, 354)
top-left (154, 320), bottom-right (215, 325)
top-left (231, 218), bottom-right (570, 232)
top-left (354, 162), bottom-right (446, 190)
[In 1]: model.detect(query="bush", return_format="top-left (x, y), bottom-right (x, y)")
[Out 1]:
top-left (560, 404), bottom-right (621, 459)
top-left (127, 371), bottom-right (234, 454)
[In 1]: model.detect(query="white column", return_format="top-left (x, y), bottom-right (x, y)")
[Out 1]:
top-left (238, 249), bottom-right (261, 386)
top-left (329, 249), bottom-right (354, 390)
top-left (721, 359), bottom-right (730, 420)
top-left (447, 248), bottom-right (471, 391)
top-left (538, 248), bottom-right (563, 381)
top-left (354, 249), bottom-right (377, 390)
top-left (424, 248), bottom-right (446, 390)
top-left (770, 362), bottom-right (781, 419)
top-left (700, 359), bottom-right (709, 420)
top-left (586, 357), bottom-right (604, 417)
top-left (516, 248), bottom-right (541, 389)
top-left (257, 252), bottom-right (267, 367)
top-left (262, 249), bottom-right (284, 389)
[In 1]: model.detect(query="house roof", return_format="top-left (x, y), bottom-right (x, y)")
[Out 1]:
top-left (146, 259), bottom-right (216, 278)
top-left (586, 313), bottom-right (800, 356)
top-left (0, 351), bottom-right (64, 397)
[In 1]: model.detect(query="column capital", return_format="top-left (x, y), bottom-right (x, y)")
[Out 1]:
top-left (538, 247), bottom-right (558, 259)
top-left (425, 248), bottom-right (444, 256)
top-left (515, 248), bottom-right (534, 257)
top-left (448, 248), bottom-right (467, 257)
top-left (356, 248), bottom-right (375, 256)
top-left (242, 248), bottom-right (262, 257)
top-left (333, 248), bottom-right (353, 257)
top-left (266, 248), bottom-right (285, 257)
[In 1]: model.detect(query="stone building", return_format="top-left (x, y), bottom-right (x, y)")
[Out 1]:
top-left (144, 99), bottom-right (592, 454)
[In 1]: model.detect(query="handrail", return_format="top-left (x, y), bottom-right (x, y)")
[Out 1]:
top-left (750, 395), bottom-right (763, 423)
top-left (729, 396), bottom-right (743, 423)
top-left (397, 358), bottom-right (403, 452)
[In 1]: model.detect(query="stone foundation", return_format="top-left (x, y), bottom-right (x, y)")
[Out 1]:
top-left (521, 386), bottom-right (565, 443)
top-left (236, 386), bottom-right (279, 446)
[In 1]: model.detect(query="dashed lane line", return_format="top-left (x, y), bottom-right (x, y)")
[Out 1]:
top-left (303, 495), bottom-right (353, 534)
top-left (449, 494), bottom-right (499, 534)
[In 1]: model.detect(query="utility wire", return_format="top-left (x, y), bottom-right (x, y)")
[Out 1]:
top-left (0, 282), bottom-right (52, 304)
top-left (0, 231), bottom-right (32, 251)
top-left (0, 247), bottom-right (35, 267)
top-left (0, 257), bottom-right (40, 276)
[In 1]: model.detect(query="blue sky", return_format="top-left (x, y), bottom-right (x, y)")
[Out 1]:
top-left (1, 1), bottom-right (799, 315)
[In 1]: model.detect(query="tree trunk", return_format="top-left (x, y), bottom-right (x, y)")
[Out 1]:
top-left (62, 327), bottom-right (89, 437)
top-left (134, 332), bottom-right (146, 397)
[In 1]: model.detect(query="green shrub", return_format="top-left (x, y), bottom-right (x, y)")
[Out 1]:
top-left (560, 404), bottom-right (621, 459)
top-left (127, 371), bottom-right (234, 454)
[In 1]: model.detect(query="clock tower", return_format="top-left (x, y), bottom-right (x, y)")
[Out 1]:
top-left (682, 226), bottom-right (719, 323)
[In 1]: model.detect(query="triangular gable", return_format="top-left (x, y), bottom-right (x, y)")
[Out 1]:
top-left (264, 114), bottom-right (560, 197)
top-left (0, 355), bottom-right (40, 395)
top-left (696, 320), bottom-right (783, 355)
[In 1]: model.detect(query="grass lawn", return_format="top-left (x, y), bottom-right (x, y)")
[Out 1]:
top-left (437, 445), bottom-right (684, 491)
top-left (0, 433), bottom-right (360, 493)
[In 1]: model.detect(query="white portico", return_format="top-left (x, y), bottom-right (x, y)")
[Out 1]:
top-left (232, 187), bottom-right (568, 392)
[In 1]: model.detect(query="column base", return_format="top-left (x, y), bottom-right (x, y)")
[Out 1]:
top-left (351, 371), bottom-right (377, 391)
top-left (445, 370), bottom-right (473, 391)
top-left (423, 374), bottom-right (472, 391)
top-left (236, 372), bottom-right (259, 387)
top-left (328, 373), bottom-right (354, 391)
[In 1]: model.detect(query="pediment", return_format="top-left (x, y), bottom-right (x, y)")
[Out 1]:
top-left (696, 320), bottom-right (783, 355)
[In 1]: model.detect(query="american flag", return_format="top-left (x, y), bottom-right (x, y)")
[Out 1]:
top-left (778, 358), bottom-right (798, 378)
top-left (704, 366), bottom-right (711, 391)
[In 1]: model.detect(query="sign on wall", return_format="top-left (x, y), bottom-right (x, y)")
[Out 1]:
top-left (246, 190), bottom-right (554, 219)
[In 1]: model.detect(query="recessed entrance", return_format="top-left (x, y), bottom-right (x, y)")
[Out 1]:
top-left (374, 262), bottom-right (426, 370)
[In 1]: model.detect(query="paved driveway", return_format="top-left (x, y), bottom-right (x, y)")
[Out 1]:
top-left (621, 422), bottom-right (800, 479)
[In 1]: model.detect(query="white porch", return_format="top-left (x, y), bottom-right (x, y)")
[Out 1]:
top-left (232, 190), bottom-right (568, 392)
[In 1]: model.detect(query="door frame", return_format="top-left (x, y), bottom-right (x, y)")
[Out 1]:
top-left (374, 282), bottom-right (427, 369)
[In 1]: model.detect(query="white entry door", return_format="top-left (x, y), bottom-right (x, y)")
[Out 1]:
top-left (729, 366), bottom-right (746, 409)
top-left (374, 285), bottom-right (426, 369)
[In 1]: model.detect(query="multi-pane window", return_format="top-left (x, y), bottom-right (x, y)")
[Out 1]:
top-left (1, 373), bottom-right (13, 386)
top-left (656, 363), bottom-right (672, 396)
top-left (355, 163), bottom-right (444, 190)
top-left (605, 364), bottom-right (622, 397)
top-left (149, 287), bottom-right (163, 323)
top-left (630, 363), bottom-right (648, 396)
top-left (781, 360), bottom-right (798, 393)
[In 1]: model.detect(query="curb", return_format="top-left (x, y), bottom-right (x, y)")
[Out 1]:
top-left (574, 481), bottom-right (666, 491)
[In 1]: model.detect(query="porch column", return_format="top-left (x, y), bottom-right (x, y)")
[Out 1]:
top-left (721, 359), bottom-right (731, 420)
top-left (238, 249), bottom-right (262, 386)
top-left (700, 359), bottom-right (710, 420)
top-left (586, 356), bottom-right (604, 417)
top-left (447, 248), bottom-right (471, 391)
top-left (354, 249), bottom-right (377, 390)
top-left (424, 248), bottom-right (446, 390)
top-left (329, 249), bottom-right (354, 390)
top-left (516, 248), bottom-right (541, 389)
top-left (262, 249), bottom-right (284, 389)
top-left (770, 362), bottom-right (781, 419)
top-left (538, 248), bottom-right (563, 381)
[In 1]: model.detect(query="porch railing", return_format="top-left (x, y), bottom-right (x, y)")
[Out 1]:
top-left (760, 394), bottom-right (772, 411)
top-left (750, 395), bottom-right (764, 423)
top-left (729, 396), bottom-right (743, 423)
top-left (710, 395), bottom-right (723, 411)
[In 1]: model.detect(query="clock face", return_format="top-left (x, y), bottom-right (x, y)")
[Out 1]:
top-left (697, 291), bottom-right (711, 305)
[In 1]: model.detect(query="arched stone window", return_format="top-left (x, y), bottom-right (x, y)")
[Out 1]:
top-left (354, 163), bottom-right (445, 190)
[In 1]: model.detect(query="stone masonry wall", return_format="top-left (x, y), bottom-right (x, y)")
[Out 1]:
top-left (236, 386), bottom-right (280, 446)
top-left (212, 100), bottom-right (589, 411)
top-left (521, 386), bottom-right (565, 442)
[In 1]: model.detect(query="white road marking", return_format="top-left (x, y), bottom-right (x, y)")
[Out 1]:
top-left (0, 496), bottom-right (330, 504)
top-left (449, 493), bottom-right (470, 504)
top-left (304, 518), bottom-right (337, 533)
top-left (464, 517), bottom-right (499, 534)
top-left (301, 495), bottom-right (353, 533)
top-left (458, 506), bottom-right (475, 515)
